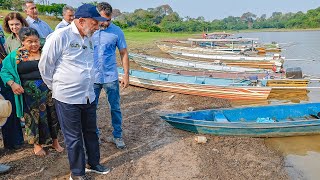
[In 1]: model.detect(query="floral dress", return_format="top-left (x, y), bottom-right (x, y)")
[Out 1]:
top-left (16, 50), bottom-right (59, 145)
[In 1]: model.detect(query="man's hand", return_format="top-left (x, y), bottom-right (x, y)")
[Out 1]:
top-left (120, 74), bottom-right (129, 89)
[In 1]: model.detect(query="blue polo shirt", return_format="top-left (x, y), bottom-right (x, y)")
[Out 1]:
top-left (26, 16), bottom-right (53, 38)
top-left (92, 23), bottom-right (127, 84)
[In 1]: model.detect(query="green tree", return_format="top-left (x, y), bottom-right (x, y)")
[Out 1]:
top-left (241, 12), bottom-right (257, 29)
top-left (0, 0), bottom-right (13, 10)
top-left (36, 3), bottom-right (65, 17)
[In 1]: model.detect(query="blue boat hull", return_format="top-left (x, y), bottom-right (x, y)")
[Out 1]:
top-left (164, 119), bottom-right (320, 137)
top-left (161, 103), bottom-right (320, 137)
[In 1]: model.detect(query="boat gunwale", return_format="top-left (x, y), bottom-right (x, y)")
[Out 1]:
top-left (162, 117), bottom-right (320, 129)
top-left (121, 70), bottom-right (272, 90)
top-left (130, 53), bottom-right (269, 73)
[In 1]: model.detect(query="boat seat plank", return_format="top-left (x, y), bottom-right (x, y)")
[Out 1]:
top-left (214, 112), bottom-right (229, 123)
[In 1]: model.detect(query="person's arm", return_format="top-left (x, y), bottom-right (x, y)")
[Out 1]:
top-left (38, 33), bottom-right (63, 90)
top-left (0, 52), bottom-right (24, 94)
top-left (117, 29), bottom-right (129, 89)
top-left (119, 48), bottom-right (129, 89)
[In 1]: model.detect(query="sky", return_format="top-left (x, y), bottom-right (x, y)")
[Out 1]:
top-left (48, 0), bottom-right (320, 21)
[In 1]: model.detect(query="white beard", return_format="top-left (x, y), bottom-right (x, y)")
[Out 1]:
top-left (84, 27), bottom-right (94, 37)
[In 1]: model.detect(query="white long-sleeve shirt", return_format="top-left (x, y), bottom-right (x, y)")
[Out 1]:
top-left (55, 19), bottom-right (70, 30)
top-left (39, 21), bottom-right (96, 104)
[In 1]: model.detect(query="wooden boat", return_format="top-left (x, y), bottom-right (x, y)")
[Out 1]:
top-left (157, 44), bottom-right (238, 55)
top-left (258, 42), bottom-right (282, 52)
top-left (168, 51), bottom-right (284, 71)
top-left (142, 66), bottom-right (309, 89)
top-left (254, 47), bottom-right (280, 53)
top-left (187, 37), bottom-right (258, 52)
top-left (203, 32), bottom-right (234, 39)
top-left (265, 79), bottom-right (309, 88)
top-left (160, 103), bottom-right (320, 137)
top-left (141, 65), bottom-right (283, 80)
top-left (168, 50), bottom-right (283, 63)
top-left (129, 53), bottom-right (268, 73)
top-left (268, 89), bottom-right (309, 102)
top-left (130, 54), bottom-right (309, 89)
top-left (118, 67), bottom-right (271, 100)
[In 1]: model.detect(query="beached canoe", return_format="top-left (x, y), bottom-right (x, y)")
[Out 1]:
top-left (160, 103), bottom-right (320, 137)
top-left (129, 53), bottom-right (268, 73)
top-left (141, 66), bottom-right (309, 89)
top-left (168, 51), bottom-right (284, 71)
top-left (157, 44), bottom-right (238, 55)
top-left (118, 67), bottom-right (271, 100)
top-left (141, 65), bottom-right (283, 80)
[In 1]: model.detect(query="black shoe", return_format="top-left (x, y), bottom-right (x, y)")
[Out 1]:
top-left (85, 164), bottom-right (110, 175)
top-left (69, 174), bottom-right (90, 180)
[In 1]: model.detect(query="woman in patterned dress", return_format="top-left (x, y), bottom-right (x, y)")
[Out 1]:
top-left (0, 27), bottom-right (64, 156)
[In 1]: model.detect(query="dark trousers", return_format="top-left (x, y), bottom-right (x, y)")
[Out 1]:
top-left (0, 82), bottom-right (24, 149)
top-left (55, 99), bottom-right (100, 176)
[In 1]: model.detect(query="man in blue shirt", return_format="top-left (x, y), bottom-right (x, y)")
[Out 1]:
top-left (93, 2), bottom-right (129, 149)
top-left (24, 0), bottom-right (53, 38)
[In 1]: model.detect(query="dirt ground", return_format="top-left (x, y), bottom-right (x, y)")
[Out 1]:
top-left (0, 43), bottom-right (289, 180)
top-left (0, 87), bottom-right (288, 180)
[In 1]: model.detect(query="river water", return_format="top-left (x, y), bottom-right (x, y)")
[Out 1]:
top-left (235, 31), bottom-right (320, 180)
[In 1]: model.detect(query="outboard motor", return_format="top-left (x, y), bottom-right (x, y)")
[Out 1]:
top-left (285, 67), bottom-right (303, 79)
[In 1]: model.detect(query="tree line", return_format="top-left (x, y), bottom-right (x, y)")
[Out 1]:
top-left (114, 5), bottom-right (320, 32)
top-left (1, 1), bottom-right (319, 32)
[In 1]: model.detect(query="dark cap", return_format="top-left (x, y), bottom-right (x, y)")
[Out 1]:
top-left (75, 4), bottom-right (108, 22)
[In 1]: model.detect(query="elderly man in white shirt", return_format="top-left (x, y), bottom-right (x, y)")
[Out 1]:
top-left (55, 5), bottom-right (75, 30)
top-left (39, 4), bottom-right (110, 179)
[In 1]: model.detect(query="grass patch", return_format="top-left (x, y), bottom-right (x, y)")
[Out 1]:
top-left (124, 31), bottom-right (192, 47)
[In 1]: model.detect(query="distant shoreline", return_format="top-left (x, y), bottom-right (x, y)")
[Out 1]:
top-left (234, 28), bottom-right (320, 33)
